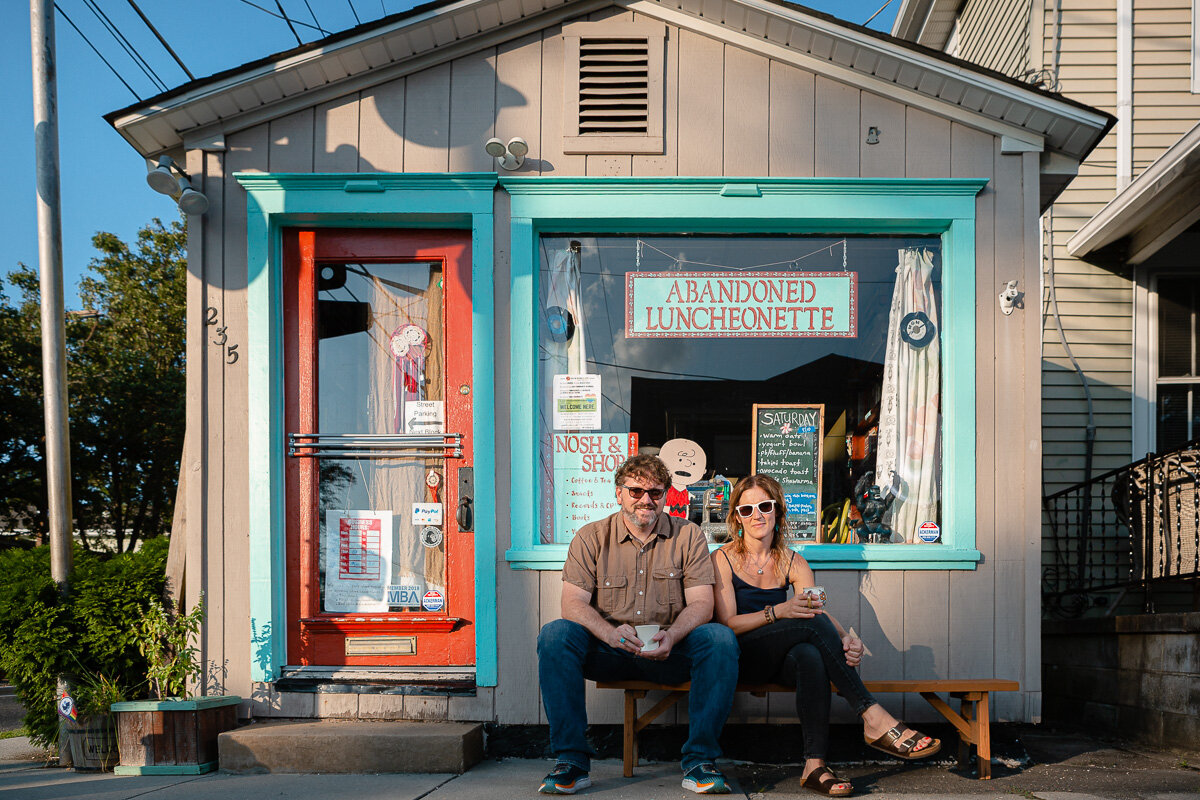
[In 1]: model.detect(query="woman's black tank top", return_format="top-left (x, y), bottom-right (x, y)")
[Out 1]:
top-left (718, 549), bottom-right (791, 616)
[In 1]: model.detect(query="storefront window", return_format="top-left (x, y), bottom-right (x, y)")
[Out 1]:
top-left (538, 235), bottom-right (944, 546)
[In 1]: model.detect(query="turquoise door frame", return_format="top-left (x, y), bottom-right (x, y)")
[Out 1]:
top-left (499, 176), bottom-right (988, 571)
top-left (235, 172), bottom-right (499, 685)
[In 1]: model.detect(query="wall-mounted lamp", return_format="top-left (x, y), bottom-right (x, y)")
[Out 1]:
top-left (484, 137), bottom-right (528, 171)
top-left (866, 126), bottom-right (880, 145)
top-left (146, 156), bottom-right (209, 215)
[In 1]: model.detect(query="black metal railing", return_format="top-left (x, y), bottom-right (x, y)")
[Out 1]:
top-left (1043, 440), bottom-right (1200, 617)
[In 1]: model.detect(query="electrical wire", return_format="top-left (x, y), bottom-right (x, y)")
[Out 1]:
top-left (80, 0), bottom-right (168, 93)
top-left (345, 0), bottom-right (362, 25)
top-left (302, 0), bottom-right (330, 35)
top-left (125, 0), bottom-right (194, 80)
top-left (274, 0), bottom-right (304, 45)
top-left (54, 3), bottom-right (141, 100)
top-left (233, 0), bottom-right (324, 35)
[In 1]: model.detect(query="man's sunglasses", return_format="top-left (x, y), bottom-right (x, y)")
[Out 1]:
top-left (620, 485), bottom-right (665, 501)
top-left (735, 500), bottom-right (777, 518)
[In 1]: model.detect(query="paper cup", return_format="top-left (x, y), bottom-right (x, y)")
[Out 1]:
top-left (802, 586), bottom-right (827, 607)
top-left (635, 624), bottom-right (661, 652)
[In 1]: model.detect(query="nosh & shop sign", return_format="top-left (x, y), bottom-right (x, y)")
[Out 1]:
top-left (624, 271), bottom-right (857, 338)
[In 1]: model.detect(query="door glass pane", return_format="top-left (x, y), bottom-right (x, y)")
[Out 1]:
top-left (1156, 384), bottom-right (1195, 452)
top-left (315, 262), bottom-right (447, 613)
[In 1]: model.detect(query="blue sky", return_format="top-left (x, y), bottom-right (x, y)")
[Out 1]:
top-left (0, 1), bottom-right (898, 307)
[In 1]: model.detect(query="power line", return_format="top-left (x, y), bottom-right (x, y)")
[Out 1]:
top-left (234, 0), bottom-right (324, 34)
top-left (302, 0), bottom-right (330, 34)
top-left (344, 0), bottom-right (361, 25)
top-left (80, 0), bottom-right (168, 92)
top-left (273, 0), bottom-right (304, 45)
top-left (54, 3), bottom-right (141, 100)
top-left (124, 0), bottom-right (194, 80)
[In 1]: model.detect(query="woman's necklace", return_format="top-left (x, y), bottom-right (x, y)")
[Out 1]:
top-left (744, 552), bottom-right (771, 575)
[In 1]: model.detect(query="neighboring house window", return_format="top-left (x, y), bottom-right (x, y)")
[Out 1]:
top-left (1156, 274), bottom-right (1200, 449)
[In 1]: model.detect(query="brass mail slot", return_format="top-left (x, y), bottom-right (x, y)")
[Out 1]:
top-left (344, 636), bottom-right (417, 656)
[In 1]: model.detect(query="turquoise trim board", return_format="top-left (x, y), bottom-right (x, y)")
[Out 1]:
top-left (236, 173), bottom-right (498, 685)
top-left (500, 176), bottom-right (987, 572)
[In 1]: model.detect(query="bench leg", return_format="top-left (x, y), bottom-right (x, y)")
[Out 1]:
top-left (956, 696), bottom-right (975, 773)
top-left (975, 692), bottom-right (991, 779)
top-left (623, 691), bottom-right (638, 778)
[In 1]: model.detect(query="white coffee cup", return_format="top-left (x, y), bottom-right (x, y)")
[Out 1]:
top-left (635, 624), bottom-right (661, 652)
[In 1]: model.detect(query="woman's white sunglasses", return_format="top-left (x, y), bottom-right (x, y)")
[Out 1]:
top-left (735, 500), bottom-right (777, 518)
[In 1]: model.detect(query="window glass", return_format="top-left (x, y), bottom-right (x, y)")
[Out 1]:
top-left (1156, 274), bottom-right (1200, 451)
top-left (537, 235), bottom-right (943, 545)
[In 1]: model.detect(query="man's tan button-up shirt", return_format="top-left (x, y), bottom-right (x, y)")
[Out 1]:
top-left (562, 510), bottom-right (715, 628)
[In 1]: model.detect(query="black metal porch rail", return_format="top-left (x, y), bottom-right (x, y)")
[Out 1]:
top-left (1043, 440), bottom-right (1200, 617)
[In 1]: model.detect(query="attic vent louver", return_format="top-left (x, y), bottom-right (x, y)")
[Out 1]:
top-left (578, 38), bottom-right (650, 134)
top-left (564, 22), bottom-right (665, 155)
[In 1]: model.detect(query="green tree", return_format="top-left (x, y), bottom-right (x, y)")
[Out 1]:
top-left (0, 217), bottom-right (186, 552)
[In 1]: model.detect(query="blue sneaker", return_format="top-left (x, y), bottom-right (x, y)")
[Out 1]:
top-left (538, 762), bottom-right (592, 794)
top-left (682, 763), bottom-right (730, 794)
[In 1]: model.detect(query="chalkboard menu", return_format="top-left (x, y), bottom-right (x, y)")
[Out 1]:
top-left (752, 404), bottom-right (824, 540)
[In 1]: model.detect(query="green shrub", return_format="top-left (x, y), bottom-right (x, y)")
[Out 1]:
top-left (0, 538), bottom-right (169, 746)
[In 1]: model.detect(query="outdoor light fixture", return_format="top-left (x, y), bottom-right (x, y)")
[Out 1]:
top-left (145, 155), bottom-right (209, 215)
top-left (484, 137), bottom-right (528, 171)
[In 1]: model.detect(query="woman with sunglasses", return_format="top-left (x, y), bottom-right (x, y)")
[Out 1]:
top-left (712, 474), bottom-right (940, 797)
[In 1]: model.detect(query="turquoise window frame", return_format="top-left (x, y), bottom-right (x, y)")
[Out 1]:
top-left (500, 176), bottom-right (987, 571)
top-left (235, 172), bottom-right (499, 684)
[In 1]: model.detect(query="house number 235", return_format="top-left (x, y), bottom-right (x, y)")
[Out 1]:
top-left (205, 306), bottom-right (240, 365)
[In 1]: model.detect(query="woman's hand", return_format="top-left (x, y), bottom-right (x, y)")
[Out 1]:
top-left (842, 633), bottom-right (864, 667)
top-left (773, 592), bottom-right (824, 620)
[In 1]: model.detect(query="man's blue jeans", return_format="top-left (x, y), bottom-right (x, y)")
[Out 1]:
top-left (537, 618), bottom-right (739, 773)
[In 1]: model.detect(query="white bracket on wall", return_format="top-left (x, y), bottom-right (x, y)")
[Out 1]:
top-left (999, 280), bottom-right (1023, 315)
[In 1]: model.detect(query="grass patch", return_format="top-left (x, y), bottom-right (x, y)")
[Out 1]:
top-left (0, 729), bottom-right (28, 740)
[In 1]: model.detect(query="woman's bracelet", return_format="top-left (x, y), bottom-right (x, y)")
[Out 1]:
top-left (763, 604), bottom-right (776, 624)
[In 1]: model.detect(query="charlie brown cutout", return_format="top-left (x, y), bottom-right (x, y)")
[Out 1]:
top-left (658, 438), bottom-right (706, 518)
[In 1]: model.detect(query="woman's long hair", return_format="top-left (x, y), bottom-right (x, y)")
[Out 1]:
top-left (726, 474), bottom-right (790, 582)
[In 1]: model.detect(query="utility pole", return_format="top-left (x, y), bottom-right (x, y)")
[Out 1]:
top-left (30, 0), bottom-right (74, 767)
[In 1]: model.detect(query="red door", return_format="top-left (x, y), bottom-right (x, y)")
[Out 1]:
top-left (283, 229), bottom-right (474, 668)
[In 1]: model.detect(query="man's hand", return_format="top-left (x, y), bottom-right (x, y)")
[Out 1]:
top-left (609, 623), bottom-right (644, 655)
top-left (640, 628), bottom-right (674, 660)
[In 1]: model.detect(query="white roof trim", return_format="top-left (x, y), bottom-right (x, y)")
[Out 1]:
top-left (1067, 121), bottom-right (1200, 264)
top-left (108, 0), bottom-right (1110, 164)
top-left (891, 0), bottom-right (959, 50)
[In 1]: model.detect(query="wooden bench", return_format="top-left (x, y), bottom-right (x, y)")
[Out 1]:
top-left (595, 678), bottom-right (1019, 780)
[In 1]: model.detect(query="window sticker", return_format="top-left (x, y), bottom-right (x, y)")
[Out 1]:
top-left (553, 433), bottom-right (639, 541)
top-left (553, 374), bottom-right (602, 430)
top-left (324, 510), bottom-right (393, 612)
top-left (412, 503), bottom-right (443, 526)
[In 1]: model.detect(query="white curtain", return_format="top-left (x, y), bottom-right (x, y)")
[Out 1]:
top-left (877, 248), bottom-right (941, 543)
top-left (540, 248), bottom-right (588, 542)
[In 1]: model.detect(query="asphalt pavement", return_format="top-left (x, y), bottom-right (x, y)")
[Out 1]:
top-left (0, 726), bottom-right (1196, 800)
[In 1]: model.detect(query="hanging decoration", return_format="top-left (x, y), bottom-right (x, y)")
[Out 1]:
top-left (390, 323), bottom-right (429, 433)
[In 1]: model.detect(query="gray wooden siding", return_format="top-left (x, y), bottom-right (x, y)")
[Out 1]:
top-left (189, 16), bottom-right (1043, 724)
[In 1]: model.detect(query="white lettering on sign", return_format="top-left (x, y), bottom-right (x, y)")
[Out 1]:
top-left (625, 271), bottom-right (857, 338)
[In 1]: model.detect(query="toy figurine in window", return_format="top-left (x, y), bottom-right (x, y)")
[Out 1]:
top-left (852, 470), bottom-right (895, 543)
top-left (658, 438), bottom-right (706, 518)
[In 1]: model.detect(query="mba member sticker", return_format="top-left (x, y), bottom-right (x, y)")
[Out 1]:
top-left (422, 590), bottom-right (445, 612)
top-left (917, 521), bottom-right (941, 543)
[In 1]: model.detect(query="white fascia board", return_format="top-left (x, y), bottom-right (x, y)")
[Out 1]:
top-left (1067, 121), bottom-right (1200, 259)
top-left (628, 0), bottom-right (1107, 152)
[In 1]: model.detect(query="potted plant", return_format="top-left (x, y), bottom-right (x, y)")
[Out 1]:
top-left (110, 595), bottom-right (241, 775)
top-left (65, 667), bottom-right (123, 771)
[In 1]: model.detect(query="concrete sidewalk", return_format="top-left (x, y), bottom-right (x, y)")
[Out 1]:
top-left (0, 730), bottom-right (1196, 800)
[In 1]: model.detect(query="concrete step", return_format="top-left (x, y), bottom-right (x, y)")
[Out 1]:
top-left (219, 720), bottom-right (484, 774)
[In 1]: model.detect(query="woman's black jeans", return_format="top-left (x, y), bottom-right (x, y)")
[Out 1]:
top-left (736, 614), bottom-right (877, 759)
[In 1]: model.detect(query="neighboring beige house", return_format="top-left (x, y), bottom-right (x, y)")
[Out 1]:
top-left (892, 0), bottom-right (1200, 495)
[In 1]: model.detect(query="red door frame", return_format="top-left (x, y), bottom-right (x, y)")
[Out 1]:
top-left (282, 228), bottom-right (475, 667)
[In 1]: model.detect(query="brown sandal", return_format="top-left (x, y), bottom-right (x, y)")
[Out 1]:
top-left (865, 725), bottom-right (941, 760)
top-left (801, 766), bottom-right (853, 797)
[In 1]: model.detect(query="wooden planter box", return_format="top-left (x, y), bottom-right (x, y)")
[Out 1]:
top-left (110, 695), bottom-right (241, 775)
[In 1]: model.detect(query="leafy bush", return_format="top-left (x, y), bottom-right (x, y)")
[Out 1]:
top-left (0, 538), bottom-right (169, 746)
